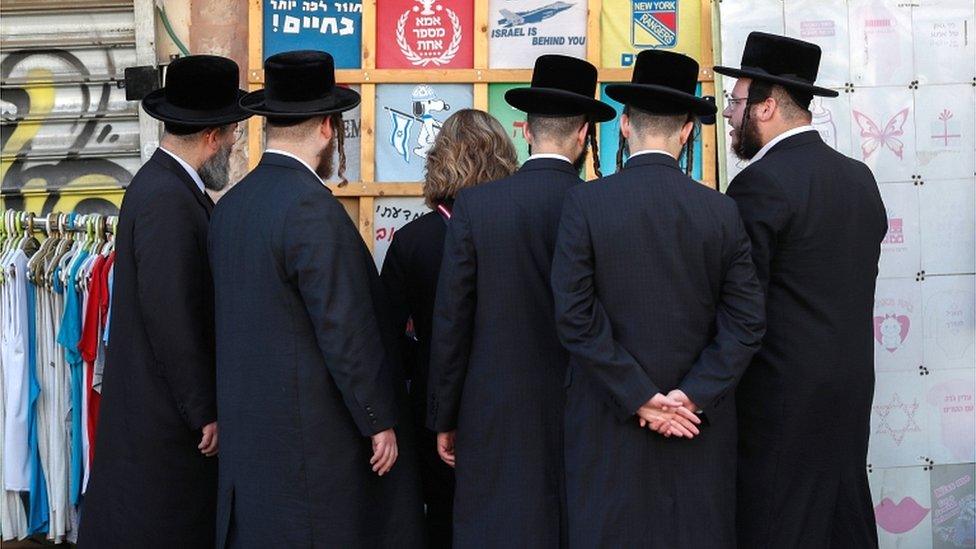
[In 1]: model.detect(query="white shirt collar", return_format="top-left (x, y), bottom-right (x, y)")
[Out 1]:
top-left (628, 149), bottom-right (676, 160)
top-left (159, 146), bottom-right (206, 195)
top-left (526, 153), bottom-right (573, 165)
top-left (750, 125), bottom-right (817, 164)
top-left (265, 149), bottom-right (326, 186)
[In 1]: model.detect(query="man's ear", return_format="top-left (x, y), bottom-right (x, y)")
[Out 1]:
top-left (522, 119), bottom-right (532, 145)
top-left (679, 120), bottom-right (694, 146)
top-left (204, 126), bottom-right (224, 153)
top-left (577, 122), bottom-right (589, 147)
top-left (756, 96), bottom-right (777, 123)
top-left (620, 113), bottom-right (632, 139)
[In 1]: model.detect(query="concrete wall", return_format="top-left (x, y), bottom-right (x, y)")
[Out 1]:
top-left (155, 0), bottom-right (251, 196)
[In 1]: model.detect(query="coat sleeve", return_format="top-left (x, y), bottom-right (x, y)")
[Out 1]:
top-left (379, 233), bottom-right (414, 381)
top-left (426, 195), bottom-right (477, 433)
top-left (283, 189), bottom-right (398, 437)
top-left (677, 205), bottom-right (766, 417)
top-left (134, 190), bottom-right (215, 431)
top-left (551, 190), bottom-right (659, 421)
top-left (726, 168), bottom-right (791, 293)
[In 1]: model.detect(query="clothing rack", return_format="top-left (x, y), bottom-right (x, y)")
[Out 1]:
top-left (1, 208), bottom-right (119, 544)
top-left (1, 211), bottom-right (117, 238)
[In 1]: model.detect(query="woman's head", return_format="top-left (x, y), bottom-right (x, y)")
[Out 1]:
top-left (424, 109), bottom-right (519, 208)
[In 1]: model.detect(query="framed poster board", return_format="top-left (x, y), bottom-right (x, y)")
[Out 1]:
top-left (252, 0), bottom-right (719, 268)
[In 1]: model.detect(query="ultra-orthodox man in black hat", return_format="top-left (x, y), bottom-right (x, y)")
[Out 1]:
top-left (550, 49), bottom-right (766, 548)
top-left (716, 31), bottom-right (887, 548)
top-left (207, 50), bottom-right (424, 548)
top-left (426, 54), bottom-right (615, 548)
top-left (79, 55), bottom-right (250, 549)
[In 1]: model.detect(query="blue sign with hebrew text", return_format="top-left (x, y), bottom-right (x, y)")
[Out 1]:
top-left (263, 0), bottom-right (362, 68)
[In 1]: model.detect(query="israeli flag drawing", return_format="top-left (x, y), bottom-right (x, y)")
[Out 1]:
top-left (390, 109), bottom-right (415, 162)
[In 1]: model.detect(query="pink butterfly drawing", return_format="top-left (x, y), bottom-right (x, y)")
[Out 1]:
top-left (853, 107), bottom-right (910, 160)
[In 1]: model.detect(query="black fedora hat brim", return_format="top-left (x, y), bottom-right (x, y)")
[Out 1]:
top-left (604, 83), bottom-right (717, 117)
top-left (239, 86), bottom-right (361, 117)
top-left (505, 87), bottom-right (617, 122)
top-left (713, 65), bottom-right (839, 97)
top-left (142, 88), bottom-right (252, 126)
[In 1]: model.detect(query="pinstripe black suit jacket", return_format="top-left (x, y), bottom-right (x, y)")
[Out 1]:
top-left (551, 152), bottom-right (765, 548)
top-left (209, 152), bottom-right (424, 548)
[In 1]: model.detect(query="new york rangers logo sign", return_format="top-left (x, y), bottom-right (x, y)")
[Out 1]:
top-left (631, 0), bottom-right (678, 49)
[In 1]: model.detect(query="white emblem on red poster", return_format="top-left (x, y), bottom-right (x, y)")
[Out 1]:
top-left (396, 0), bottom-right (463, 66)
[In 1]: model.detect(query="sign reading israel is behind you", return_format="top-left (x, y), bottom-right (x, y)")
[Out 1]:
top-left (488, 1), bottom-right (587, 68)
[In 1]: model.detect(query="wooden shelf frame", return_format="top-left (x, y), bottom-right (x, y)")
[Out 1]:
top-left (248, 0), bottom-right (719, 249)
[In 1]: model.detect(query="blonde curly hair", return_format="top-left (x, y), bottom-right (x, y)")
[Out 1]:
top-left (423, 109), bottom-right (519, 208)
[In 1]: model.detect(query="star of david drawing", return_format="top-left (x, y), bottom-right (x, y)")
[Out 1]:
top-left (874, 393), bottom-right (922, 445)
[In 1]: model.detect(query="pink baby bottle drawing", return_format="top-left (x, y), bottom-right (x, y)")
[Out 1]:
top-left (811, 97), bottom-right (838, 149)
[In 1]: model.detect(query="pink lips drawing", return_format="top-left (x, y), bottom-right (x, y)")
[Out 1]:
top-left (874, 497), bottom-right (930, 534)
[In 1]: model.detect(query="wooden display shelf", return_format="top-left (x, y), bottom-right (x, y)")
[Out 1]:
top-left (248, 0), bottom-right (719, 248)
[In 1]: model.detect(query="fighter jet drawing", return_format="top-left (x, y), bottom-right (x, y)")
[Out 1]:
top-left (497, 2), bottom-right (574, 27)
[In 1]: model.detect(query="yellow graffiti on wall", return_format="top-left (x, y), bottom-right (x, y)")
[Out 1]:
top-left (2, 47), bottom-right (135, 216)
top-left (9, 186), bottom-right (125, 215)
top-left (1, 68), bottom-right (55, 186)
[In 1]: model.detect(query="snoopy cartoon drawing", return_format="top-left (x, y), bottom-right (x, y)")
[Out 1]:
top-left (411, 84), bottom-right (450, 159)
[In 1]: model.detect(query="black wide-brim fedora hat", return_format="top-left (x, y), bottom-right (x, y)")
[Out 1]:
top-left (714, 31), bottom-right (839, 98)
top-left (240, 50), bottom-right (360, 118)
top-left (505, 55), bottom-right (616, 122)
top-left (605, 50), bottom-right (716, 117)
top-left (142, 55), bottom-right (251, 126)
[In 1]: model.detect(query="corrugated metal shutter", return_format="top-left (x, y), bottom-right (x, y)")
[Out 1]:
top-left (1, 0), bottom-right (142, 215)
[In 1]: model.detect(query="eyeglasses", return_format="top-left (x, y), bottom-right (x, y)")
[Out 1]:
top-left (232, 124), bottom-right (245, 142)
top-left (722, 95), bottom-right (749, 113)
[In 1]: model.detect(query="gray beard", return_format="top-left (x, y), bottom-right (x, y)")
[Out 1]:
top-left (199, 143), bottom-right (232, 191)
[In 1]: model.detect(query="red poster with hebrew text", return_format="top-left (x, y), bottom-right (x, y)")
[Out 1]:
top-left (376, 0), bottom-right (473, 69)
